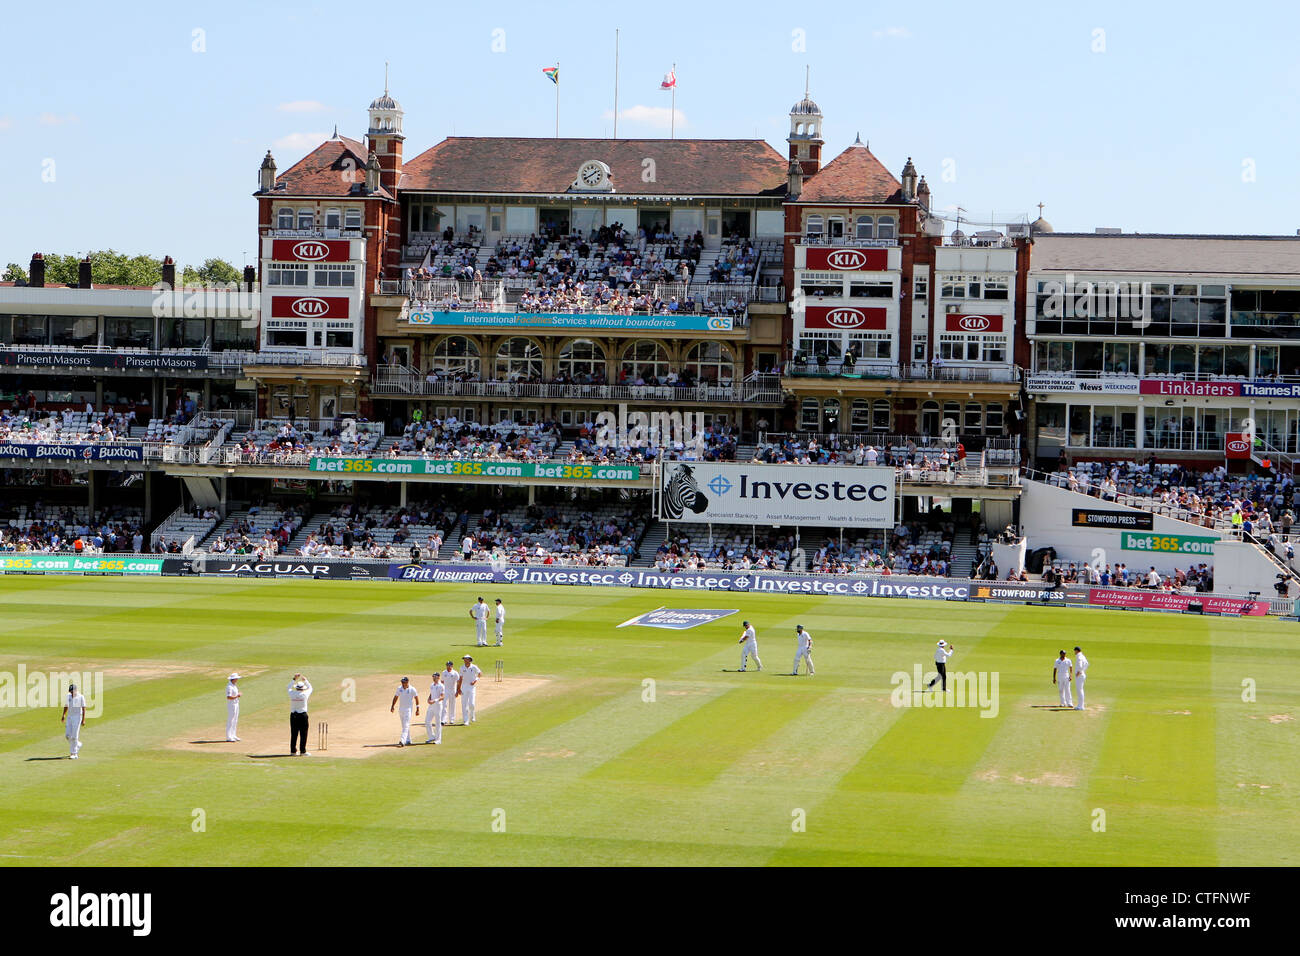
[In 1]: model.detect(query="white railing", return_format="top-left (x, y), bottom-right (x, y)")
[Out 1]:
top-left (370, 376), bottom-right (785, 404)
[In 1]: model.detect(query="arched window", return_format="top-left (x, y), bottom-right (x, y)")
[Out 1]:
top-left (921, 400), bottom-right (941, 437)
top-left (684, 342), bottom-right (734, 383)
top-left (877, 215), bottom-right (896, 240)
top-left (430, 336), bottom-right (480, 377)
top-left (965, 402), bottom-right (983, 432)
top-left (621, 340), bottom-right (671, 382)
top-left (856, 216), bottom-right (874, 239)
top-left (277, 208), bottom-right (293, 230)
top-left (823, 398), bottom-right (841, 432)
top-left (851, 399), bottom-right (871, 432)
top-left (986, 402), bottom-right (1004, 432)
top-left (344, 208), bottom-right (362, 231)
top-left (805, 215), bottom-right (824, 238)
top-left (495, 337), bottom-right (543, 380)
top-left (558, 338), bottom-right (605, 380)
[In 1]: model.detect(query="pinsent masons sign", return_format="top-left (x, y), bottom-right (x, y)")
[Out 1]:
top-left (0, 350), bottom-right (208, 372)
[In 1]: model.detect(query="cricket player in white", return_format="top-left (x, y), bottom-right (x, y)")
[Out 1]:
top-left (494, 598), bottom-right (506, 647)
top-left (791, 624), bottom-right (815, 675)
top-left (738, 620), bottom-right (762, 671)
top-left (470, 597), bottom-right (489, 646)
top-left (390, 677), bottom-right (420, 747)
top-left (1073, 646), bottom-right (1089, 711)
top-left (225, 672), bottom-right (242, 741)
top-left (927, 640), bottom-right (955, 690)
top-left (425, 673), bottom-right (445, 744)
top-left (441, 661), bottom-right (460, 725)
top-left (61, 683), bottom-right (86, 759)
top-left (459, 655), bottom-right (482, 724)
top-left (1052, 650), bottom-right (1074, 707)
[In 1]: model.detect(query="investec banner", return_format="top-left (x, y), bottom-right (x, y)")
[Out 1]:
top-left (0, 555), bottom-right (162, 574)
top-left (405, 310), bottom-right (733, 332)
top-left (658, 462), bottom-right (894, 528)
top-left (310, 457), bottom-right (641, 482)
top-left (0, 443), bottom-right (144, 462)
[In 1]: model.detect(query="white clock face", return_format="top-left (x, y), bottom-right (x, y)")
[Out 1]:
top-left (578, 161), bottom-right (606, 188)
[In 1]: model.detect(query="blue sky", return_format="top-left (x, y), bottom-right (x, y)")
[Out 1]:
top-left (2, 0), bottom-right (1299, 271)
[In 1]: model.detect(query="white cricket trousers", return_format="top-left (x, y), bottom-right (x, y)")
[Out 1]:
top-left (793, 649), bottom-right (815, 675)
top-left (1058, 680), bottom-right (1074, 708)
top-left (463, 686), bottom-right (477, 723)
top-left (66, 718), bottom-right (82, 757)
top-left (495, 622), bottom-right (504, 645)
top-left (1075, 675), bottom-right (1086, 710)
top-left (475, 621), bottom-right (488, 645)
top-left (446, 692), bottom-right (460, 725)
top-left (741, 640), bottom-right (762, 670)
top-left (425, 701), bottom-right (443, 742)
top-left (226, 700), bottom-right (240, 740)
top-left (398, 708), bottom-right (414, 744)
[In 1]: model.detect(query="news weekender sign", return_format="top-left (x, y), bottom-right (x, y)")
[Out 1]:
top-left (1070, 508), bottom-right (1154, 530)
top-left (658, 462), bottom-right (894, 528)
top-left (309, 457), bottom-right (641, 482)
top-left (0, 443), bottom-right (144, 462)
top-left (405, 311), bottom-right (733, 332)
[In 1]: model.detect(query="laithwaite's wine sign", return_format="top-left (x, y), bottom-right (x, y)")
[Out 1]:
top-left (658, 462), bottom-right (895, 528)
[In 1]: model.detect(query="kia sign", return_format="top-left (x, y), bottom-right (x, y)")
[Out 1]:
top-left (270, 295), bottom-right (350, 320)
top-left (1225, 432), bottom-right (1251, 460)
top-left (270, 239), bottom-right (351, 262)
top-left (804, 248), bottom-right (889, 271)
top-left (803, 305), bottom-right (888, 331)
top-left (944, 314), bottom-right (1004, 333)
top-left (659, 462), bottom-right (895, 528)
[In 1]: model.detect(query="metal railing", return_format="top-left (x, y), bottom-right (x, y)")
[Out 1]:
top-left (371, 374), bottom-right (784, 404)
top-left (786, 358), bottom-right (1021, 383)
top-left (798, 237), bottom-right (900, 248)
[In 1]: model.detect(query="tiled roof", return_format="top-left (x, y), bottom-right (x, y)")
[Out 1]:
top-left (269, 136), bottom-right (393, 200)
top-left (797, 143), bottom-right (903, 204)
top-left (399, 137), bottom-right (789, 196)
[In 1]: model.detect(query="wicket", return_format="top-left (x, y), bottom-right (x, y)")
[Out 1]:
top-left (495, 659), bottom-right (504, 682)
top-left (317, 721), bottom-right (328, 751)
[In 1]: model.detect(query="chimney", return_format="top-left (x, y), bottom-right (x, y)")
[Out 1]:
top-left (917, 176), bottom-right (930, 212)
top-left (29, 253), bottom-right (45, 288)
top-left (259, 150), bottom-right (277, 193)
top-left (78, 257), bottom-right (93, 289)
top-left (243, 265), bottom-right (257, 292)
top-left (901, 157), bottom-right (918, 202)
top-left (787, 159), bottom-right (803, 201)
top-left (161, 255), bottom-right (176, 290)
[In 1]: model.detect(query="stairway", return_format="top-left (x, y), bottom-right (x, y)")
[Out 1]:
top-left (633, 520), bottom-right (669, 566)
top-left (949, 529), bottom-right (981, 578)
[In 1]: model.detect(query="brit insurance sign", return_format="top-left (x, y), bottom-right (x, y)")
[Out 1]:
top-left (658, 462), bottom-right (894, 528)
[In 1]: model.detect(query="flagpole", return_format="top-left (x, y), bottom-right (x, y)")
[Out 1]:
top-left (613, 30), bottom-right (620, 139)
top-left (555, 61), bottom-right (560, 138)
top-left (670, 62), bottom-right (676, 140)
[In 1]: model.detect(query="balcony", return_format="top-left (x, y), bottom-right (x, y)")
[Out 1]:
top-left (798, 236), bottom-right (899, 248)
top-left (372, 371), bottom-right (784, 405)
top-left (786, 357), bottom-right (1021, 384)
top-left (266, 228), bottom-right (364, 240)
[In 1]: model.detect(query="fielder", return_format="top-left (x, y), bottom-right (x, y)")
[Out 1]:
top-left (1052, 650), bottom-right (1074, 708)
top-left (1074, 646), bottom-right (1089, 711)
top-left (225, 672), bottom-right (242, 742)
top-left (391, 676), bottom-right (420, 747)
top-left (425, 672), bottom-right (445, 744)
top-left (494, 598), bottom-right (506, 646)
top-left (791, 624), bottom-right (815, 675)
top-left (61, 683), bottom-right (86, 759)
top-left (470, 597), bottom-right (489, 646)
top-left (927, 640), bottom-right (955, 691)
top-left (459, 655), bottom-right (482, 724)
top-left (738, 620), bottom-right (762, 671)
top-left (441, 660), bottom-right (460, 725)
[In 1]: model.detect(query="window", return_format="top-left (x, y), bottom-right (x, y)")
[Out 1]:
top-left (964, 402), bottom-right (982, 432)
top-left (847, 332), bottom-right (892, 360)
top-left (268, 329), bottom-right (308, 347)
top-left (267, 263), bottom-right (308, 286)
top-left (213, 318), bottom-right (256, 349)
top-left (800, 277), bottom-right (844, 298)
top-left (872, 399), bottom-right (891, 431)
top-left (1102, 342), bottom-right (1135, 374)
top-left (105, 317), bottom-right (153, 348)
top-left (912, 333), bottom-right (928, 362)
top-left (827, 216), bottom-right (845, 238)
top-left (986, 403), bottom-right (1004, 432)
top-left (913, 276), bottom-right (928, 299)
top-left (13, 315), bottom-right (48, 345)
top-left (849, 281), bottom-right (892, 298)
top-left (50, 316), bottom-right (98, 347)
top-left (851, 399), bottom-right (871, 431)
top-left (822, 398), bottom-right (841, 431)
top-left (1036, 341), bottom-right (1073, 372)
top-left (558, 338), bottom-right (606, 379)
top-left (800, 398), bottom-right (821, 430)
top-left (325, 329), bottom-right (354, 349)
top-left (877, 216), bottom-right (896, 240)
top-left (277, 208), bottom-right (293, 230)
top-left (982, 277), bottom-right (1009, 300)
top-left (937, 333), bottom-right (1009, 363)
top-left (684, 341), bottom-right (734, 383)
top-left (296, 209), bottom-right (314, 231)
top-left (325, 208), bottom-right (341, 231)
top-left (805, 215), bottom-right (823, 238)
top-left (314, 264), bottom-right (356, 288)
top-left (621, 340), bottom-right (671, 381)
top-left (856, 216), bottom-right (874, 240)
top-left (495, 337), bottom-right (543, 380)
top-left (344, 208), bottom-right (362, 231)
top-left (430, 335), bottom-right (480, 376)
top-left (796, 331), bottom-right (842, 362)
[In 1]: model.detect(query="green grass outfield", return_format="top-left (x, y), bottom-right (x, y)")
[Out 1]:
top-left (0, 576), bottom-right (1297, 866)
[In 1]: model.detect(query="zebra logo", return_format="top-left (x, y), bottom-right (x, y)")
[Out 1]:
top-left (663, 464), bottom-right (710, 519)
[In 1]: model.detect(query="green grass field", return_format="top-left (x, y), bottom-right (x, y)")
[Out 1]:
top-left (1, 576), bottom-right (1297, 866)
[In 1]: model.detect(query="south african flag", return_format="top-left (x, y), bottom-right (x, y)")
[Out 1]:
top-left (542, 66), bottom-right (558, 84)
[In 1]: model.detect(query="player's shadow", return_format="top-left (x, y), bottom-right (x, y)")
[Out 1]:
top-left (364, 742), bottom-right (408, 749)
top-left (189, 739), bottom-right (234, 744)
top-left (1030, 705), bottom-right (1079, 711)
top-left (25, 756), bottom-right (70, 761)
top-left (248, 753), bottom-right (302, 758)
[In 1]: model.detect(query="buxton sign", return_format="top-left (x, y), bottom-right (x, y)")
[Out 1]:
top-left (0, 443), bottom-right (144, 462)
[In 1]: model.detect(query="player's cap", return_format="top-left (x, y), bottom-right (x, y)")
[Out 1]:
top-left (400, 676), bottom-right (409, 682)
top-left (742, 620), bottom-right (749, 626)
top-left (295, 682), bottom-right (305, 690)
top-left (68, 683), bottom-right (77, 692)
top-left (463, 655), bottom-right (473, 661)
top-left (446, 661), bottom-right (454, 666)
top-left (228, 672), bottom-right (241, 680)
top-left (1073, 646), bottom-right (1082, 652)
top-left (937, 640), bottom-right (946, 647)
top-left (496, 598), bottom-right (502, 603)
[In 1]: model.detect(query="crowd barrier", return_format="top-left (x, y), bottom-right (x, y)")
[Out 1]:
top-left (0, 554), bottom-right (1283, 616)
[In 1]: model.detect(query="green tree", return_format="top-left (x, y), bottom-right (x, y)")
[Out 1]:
top-left (181, 258), bottom-right (241, 286)
top-left (2, 263), bottom-right (27, 283)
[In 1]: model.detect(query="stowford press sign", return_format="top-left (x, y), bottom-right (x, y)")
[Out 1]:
top-left (309, 457), bottom-right (641, 482)
top-left (1121, 532), bottom-right (1217, 555)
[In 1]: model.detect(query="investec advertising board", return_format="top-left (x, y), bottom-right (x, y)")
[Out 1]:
top-left (658, 462), bottom-right (894, 528)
